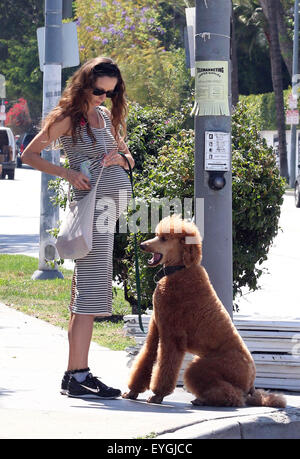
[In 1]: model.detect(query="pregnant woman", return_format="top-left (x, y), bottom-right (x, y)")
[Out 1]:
top-left (22, 57), bottom-right (134, 399)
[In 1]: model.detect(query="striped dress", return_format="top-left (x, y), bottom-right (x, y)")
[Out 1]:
top-left (60, 106), bottom-right (132, 315)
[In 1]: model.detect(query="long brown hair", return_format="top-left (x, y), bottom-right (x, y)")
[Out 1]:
top-left (43, 56), bottom-right (127, 144)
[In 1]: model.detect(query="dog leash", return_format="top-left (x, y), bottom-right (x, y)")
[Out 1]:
top-left (118, 151), bottom-right (145, 333)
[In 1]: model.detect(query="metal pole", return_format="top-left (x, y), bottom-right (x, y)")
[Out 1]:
top-left (194, 0), bottom-right (233, 316)
top-left (32, 0), bottom-right (63, 280)
top-left (289, 0), bottom-right (299, 188)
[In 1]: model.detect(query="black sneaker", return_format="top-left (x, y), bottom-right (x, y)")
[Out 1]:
top-left (61, 370), bottom-right (73, 395)
top-left (60, 367), bottom-right (90, 395)
top-left (66, 373), bottom-right (121, 399)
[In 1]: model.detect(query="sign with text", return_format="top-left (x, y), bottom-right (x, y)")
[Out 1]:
top-left (286, 109), bottom-right (299, 125)
top-left (205, 131), bottom-right (231, 171)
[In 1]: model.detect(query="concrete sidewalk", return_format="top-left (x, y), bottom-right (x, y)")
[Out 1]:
top-left (1, 190), bottom-right (300, 439)
top-left (1, 302), bottom-right (300, 440)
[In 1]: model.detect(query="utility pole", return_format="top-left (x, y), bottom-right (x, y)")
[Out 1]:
top-left (194, 0), bottom-right (233, 316)
top-left (32, 0), bottom-right (63, 280)
top-left (289, 0), bottom-right (299, 188)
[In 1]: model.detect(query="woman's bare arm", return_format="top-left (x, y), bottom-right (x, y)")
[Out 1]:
top-left (21, 117), bottom-right (91, 190)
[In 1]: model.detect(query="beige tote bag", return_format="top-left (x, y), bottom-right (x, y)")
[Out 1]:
top-left (55, 166), bottom-right (104, 260)
top-left (56, 111), bottom-right (108, 260)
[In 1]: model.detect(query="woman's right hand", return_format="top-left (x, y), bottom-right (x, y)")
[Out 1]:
top-left (66, 169), bottom-right (91, 190)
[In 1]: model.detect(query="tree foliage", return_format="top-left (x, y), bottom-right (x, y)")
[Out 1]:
top-left (5, 98), bottom-right (32, 133)
top-left (233, 0), bottom-right (291, 95)
top-left (74, 0), bottom-right (193, 110)
top-left (0, 0), bottom-right (44, 125)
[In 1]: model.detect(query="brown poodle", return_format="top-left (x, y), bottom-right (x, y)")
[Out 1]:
top-left (122, 215), bottom-right (286, 408)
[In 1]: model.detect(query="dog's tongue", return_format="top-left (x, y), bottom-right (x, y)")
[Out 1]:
top-left (148, 253), bottom-right (162, 266)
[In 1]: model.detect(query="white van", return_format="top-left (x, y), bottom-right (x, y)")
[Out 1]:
top-left (0, 127), bottom-right (16, 180)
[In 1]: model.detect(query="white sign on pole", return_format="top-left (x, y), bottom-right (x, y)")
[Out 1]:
top-left (286, 109), bottom-right (299, 125)
top-left (205, 131), bottom-right (231, 171)
top-left (37, 22), bottom-right (80, 72)
top-left (185, 8), bottom-right (195, 77)
top-left (0, 113), bottom-right (6, 121)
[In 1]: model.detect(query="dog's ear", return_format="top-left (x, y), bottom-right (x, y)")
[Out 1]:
top-left (181, 238), bottom-right (202, 267)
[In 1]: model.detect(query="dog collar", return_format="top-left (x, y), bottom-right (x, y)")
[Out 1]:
top-left (154, 265), bottom-right (185, 283)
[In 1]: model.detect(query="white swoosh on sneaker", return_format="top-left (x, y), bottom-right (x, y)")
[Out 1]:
top-left (79, 384), bottom-right (100, 393)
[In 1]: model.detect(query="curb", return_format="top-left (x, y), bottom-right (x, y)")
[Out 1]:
top-left (155, 408), bottom-right (300, 439)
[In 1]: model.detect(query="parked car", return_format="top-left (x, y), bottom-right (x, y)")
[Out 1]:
top-left (295, 166), bottom-right (300, 208)
top-left (0, 127), bottom-right (16, 180)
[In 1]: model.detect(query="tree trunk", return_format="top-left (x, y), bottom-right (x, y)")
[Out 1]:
top-left (260, 0), bottom-right (293, 78)
top-left (260, 0), bottom-right (289, 180)
top-left (276, 0), bottom-right (293, 78)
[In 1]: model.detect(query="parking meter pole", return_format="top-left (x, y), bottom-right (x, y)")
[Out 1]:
top-left (32, 0), bottom-right (63, 280)
top-left (289, 0), bottom-right (299, 188)
top-left (194, 0), bottom-right (233, 316)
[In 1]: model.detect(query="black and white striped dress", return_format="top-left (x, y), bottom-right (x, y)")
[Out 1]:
top-left (60, 106), bottom-right (132, 315)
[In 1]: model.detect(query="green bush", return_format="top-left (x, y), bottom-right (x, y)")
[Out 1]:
top-left (231, 102), bottom-right (286, 297)
top-left (240, 87), bottom-right (295, 131)
top-left (115, 102), bottom-right (193, 311)
top-left (123, 129), bottom-right (195, 310)
top-left (124, 101), bottom-right (286, 311)
top-left (126, 101), bottom-right (194, 171)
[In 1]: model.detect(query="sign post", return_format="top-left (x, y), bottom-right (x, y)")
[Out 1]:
top-left (32, 0), bottom-right (79, 281)
top-left (32, 0), bottom-right (64, 280)
top-left (194, 0), bottom-right (233, 316)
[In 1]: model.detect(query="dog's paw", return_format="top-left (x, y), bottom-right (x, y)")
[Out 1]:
top-left (147, 394), bottom-right (164, 404)
top-left (191, 398), bottom-right (205, 406)
top-left (122, 390), bottom-right (139, 400)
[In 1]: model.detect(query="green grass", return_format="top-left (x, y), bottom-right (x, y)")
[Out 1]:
top-left (0, 254), bottom-right (135, 350)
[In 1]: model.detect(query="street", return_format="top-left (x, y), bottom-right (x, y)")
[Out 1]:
top-left (0, 165), bottom-right (74, 271)
top-left (0, 165), bottom-right (300, 318)
top-left (236, 190), bottom-right (300, 319)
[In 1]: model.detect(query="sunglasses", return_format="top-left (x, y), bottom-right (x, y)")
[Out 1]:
top-left (92, 88), bottom-right (117, 98)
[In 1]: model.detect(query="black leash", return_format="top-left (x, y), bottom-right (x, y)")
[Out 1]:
top-left (118, 152), bottom-right (144, 333)
top-left (154, 265), bottom-right (186, 283)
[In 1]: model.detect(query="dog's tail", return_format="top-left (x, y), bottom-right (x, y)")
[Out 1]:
top-left (246, 387), bottom-right (286, 408)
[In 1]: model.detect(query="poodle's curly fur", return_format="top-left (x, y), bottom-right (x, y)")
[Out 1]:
top-left (123, 215), bottom-right (286, 408)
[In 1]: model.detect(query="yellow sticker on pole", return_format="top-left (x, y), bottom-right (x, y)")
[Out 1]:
top-left (191, 61), bottom-right (230, 116)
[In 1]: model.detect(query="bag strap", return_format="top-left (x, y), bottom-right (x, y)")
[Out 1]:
top-left (117, 151), bottom-right (145, 334)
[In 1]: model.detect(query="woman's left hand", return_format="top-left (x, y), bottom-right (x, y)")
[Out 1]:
top-left (102, 148), bottom-right (126, 168)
